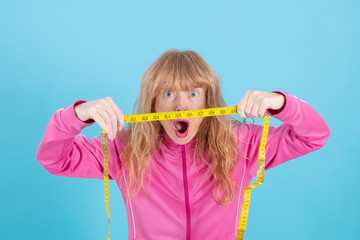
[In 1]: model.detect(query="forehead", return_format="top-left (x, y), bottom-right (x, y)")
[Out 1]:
top-left (157, 78), bottom-right (205, 92)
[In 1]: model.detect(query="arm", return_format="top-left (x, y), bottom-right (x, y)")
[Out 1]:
top-left (36, 100), bottom-right (122, 181)
top-left (236, 91), bottom-right (331, 178)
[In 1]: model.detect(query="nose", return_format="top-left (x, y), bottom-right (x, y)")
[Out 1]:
top-left (175, 93), bottom-right (188, 111)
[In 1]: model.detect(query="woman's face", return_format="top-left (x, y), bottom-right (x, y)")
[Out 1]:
top-left (154, 86), bottom-right (206, 145)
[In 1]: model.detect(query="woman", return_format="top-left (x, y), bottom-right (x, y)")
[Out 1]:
top-left (36, 49), bottom-right (331, 239)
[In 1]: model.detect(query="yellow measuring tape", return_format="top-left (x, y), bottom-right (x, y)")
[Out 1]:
top-left (100, 106), bottom-right (269, 240)
top-left (236, 113), bottom-right (269, 240)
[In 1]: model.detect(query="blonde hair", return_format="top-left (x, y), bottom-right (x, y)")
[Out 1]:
top-left (119, 49), bottom-right (248, 206)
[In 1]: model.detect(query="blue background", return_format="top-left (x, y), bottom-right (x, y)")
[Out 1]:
top-left (1, 0), bottom-right (358, 239)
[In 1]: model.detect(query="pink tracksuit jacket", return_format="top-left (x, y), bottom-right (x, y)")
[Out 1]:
top-left (36, 91), bottom-right (331, 240)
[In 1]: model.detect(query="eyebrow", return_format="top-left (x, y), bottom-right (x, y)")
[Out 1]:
top-left (160, 87), bottom-right (202, 92)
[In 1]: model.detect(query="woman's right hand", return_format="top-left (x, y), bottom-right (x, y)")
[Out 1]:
top-left (74, 97), bottom-right (125, 141)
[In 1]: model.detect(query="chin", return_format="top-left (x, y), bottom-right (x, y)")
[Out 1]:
top-left (170, 131), bottom-right (194, 145)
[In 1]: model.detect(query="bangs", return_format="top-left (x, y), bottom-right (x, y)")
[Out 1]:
top-left (152, 52), bottom-right (211, 95)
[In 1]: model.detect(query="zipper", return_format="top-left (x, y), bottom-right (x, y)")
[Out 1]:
top-left (181, 145), bottom-right (191, 240)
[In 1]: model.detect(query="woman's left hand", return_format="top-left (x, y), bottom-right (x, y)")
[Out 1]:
top-left (236, 90), bottom-right (285, 119)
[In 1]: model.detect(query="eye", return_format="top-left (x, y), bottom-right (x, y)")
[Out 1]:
top-left (164, 91), bottom-right (174, 97)
top-left (190, 91), bottom-right (198, 97)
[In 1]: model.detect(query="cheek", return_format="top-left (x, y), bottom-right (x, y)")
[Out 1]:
top-left (160, 120), bottom-right (172, 130)
top-left (154, 99), bottom-right (170, 112)
top-left (190, 118), bottom-right (204, 130)
top-left (154, 99), bottom-right (159, 112)
top-left (198, 96), bottom-right (207, 108)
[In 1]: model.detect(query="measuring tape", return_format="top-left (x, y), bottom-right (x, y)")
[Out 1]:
top-left (100, 129), bottom-right (111, 240)
top-left (236, 113), bottom-right (269, 240)
top-left (100, 106), bottom-right (269, 240)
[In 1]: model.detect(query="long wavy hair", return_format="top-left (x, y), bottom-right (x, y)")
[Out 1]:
top-left (119, 49), bottom-right (249, 206)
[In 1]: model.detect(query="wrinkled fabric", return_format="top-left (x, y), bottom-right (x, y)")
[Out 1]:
top-left (36, 91), bottom-right (330, 240)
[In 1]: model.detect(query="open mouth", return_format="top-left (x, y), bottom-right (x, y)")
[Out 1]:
top-left (173, 119), bottom-right (190, 138)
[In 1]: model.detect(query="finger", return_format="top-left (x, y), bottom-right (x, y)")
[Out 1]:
top-left (244, 91), bottom-right (256, 118)
top-left (108, 99), bottom-right (125, 131)
top-left (101, 98), bottom-right (115, 139)
top-left (103, 98), bottom-right (120, 139)
top-left (251, 95), bottom-right (262, 118)
top-left (103, 106), bottom-right (118, 140)
top-left (100, 109), bottom-right (115, 140)
top-left (91, 109), bottom-right (113, 140)
top-left (258, 98), bottom-right (268, 118)
top-left (237, 91), bottom-right (250, 119)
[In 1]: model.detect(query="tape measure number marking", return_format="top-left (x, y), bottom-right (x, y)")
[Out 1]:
top-left (124, 106), bottom-right (238, 123)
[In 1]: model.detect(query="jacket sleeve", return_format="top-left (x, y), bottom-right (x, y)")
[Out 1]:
top-left (240, 91), bottom-right (331, 178)
top-left (36, 100), bottom-right (122, 181)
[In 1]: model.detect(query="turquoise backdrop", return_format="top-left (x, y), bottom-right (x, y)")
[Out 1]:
top-left (1, 0), bottom-right (358, 239)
